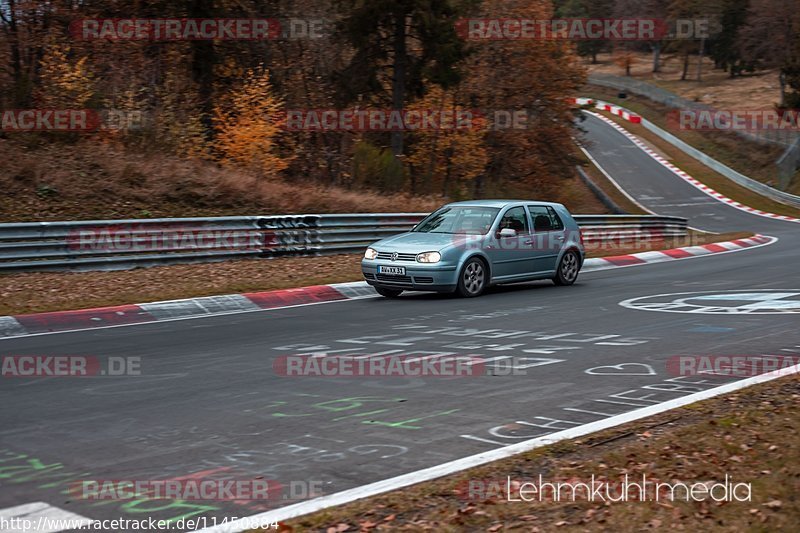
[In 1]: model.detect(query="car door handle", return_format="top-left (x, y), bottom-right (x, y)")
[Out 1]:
top-left (554, 235), bottom-right (565, 241)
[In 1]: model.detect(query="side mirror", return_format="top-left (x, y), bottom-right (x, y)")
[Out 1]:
top-left (499, 228), bottom-right (517, 238)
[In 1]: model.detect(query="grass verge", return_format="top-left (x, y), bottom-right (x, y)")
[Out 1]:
top-left (0, 136), bottom-right (609, 222)
top-left (270, 372), bottom-right (800, 532)
top-left (0, 231), bottom-right (752, 316)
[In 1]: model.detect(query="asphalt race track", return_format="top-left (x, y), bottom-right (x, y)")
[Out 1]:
top-left (1, 112), bottom-right (798, 529)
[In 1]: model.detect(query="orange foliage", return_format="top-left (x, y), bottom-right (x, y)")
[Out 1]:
top-left (214, 66), bottom-right (292, 178)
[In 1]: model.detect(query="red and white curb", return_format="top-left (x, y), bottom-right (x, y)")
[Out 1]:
top-left (0, 235), bottom-right (775, 339)
top-left (585, 106), bottom-right (800, 224)
top-left (0, 282), bottom-right (376, 339)
top-left (569, 97), bottom-right (642, 123)
top-left (582, 234), bottom-right (775, 271)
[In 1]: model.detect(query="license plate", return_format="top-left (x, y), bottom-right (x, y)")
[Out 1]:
top-left (378, 265), bottom-right (406, 275)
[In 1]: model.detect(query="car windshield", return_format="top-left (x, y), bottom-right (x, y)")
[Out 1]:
top-left (412, 206), bottom-right (500, 234)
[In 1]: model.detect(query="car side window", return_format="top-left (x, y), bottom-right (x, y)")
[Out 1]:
top-left (498, 206), bottom-right (529, 234)
top-left (528, 206), bottom-right (553, 232)
top-left (546, 206), bottom-right (565, 231)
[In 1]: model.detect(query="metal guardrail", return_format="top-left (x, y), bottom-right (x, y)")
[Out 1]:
top-left (0, 214), bottom-right (689, 272)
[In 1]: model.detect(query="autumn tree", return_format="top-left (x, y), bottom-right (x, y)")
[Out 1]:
top-left (214, 66), bottom-right (291, 178)
top-left (613, 48), bottom-right (636, 76)
top-left (555, 0), bottom-right (614, 64)
top-left (708, 0), bottom-right (750, 77)
top-left (35, 43), bottom-right (95, 108)
top-left (461, 0), bottom-right (585, 197)
top-left (406, 86), bottom-right (488, 197)
top-left (668, 0), bottom-right (708, 80)
top-left (739, 0), bottom-right (800, 106)
top-left (335, 0), bottom-right (476, 157)
top-left (612, 0), bottom-right (671, 73)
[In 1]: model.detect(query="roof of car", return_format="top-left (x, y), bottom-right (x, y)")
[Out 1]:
top-left (445, 200), bottom-right (563, 209)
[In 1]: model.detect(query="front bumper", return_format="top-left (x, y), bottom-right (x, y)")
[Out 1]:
top-left (361, 259), bottom-right (458, 292)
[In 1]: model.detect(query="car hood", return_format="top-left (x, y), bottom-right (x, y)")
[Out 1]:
top-left (373, 232), bottom-right (458, 252)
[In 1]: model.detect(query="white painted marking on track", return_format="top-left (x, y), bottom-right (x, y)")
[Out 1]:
top-left (621, 290), bottom-right (800, 315)
top-left (577, 146), bottom-right (660, 217)
top-left (194, 361), bottom-right (800, 532)
top-left (585, 363), bottom-right (656, 376)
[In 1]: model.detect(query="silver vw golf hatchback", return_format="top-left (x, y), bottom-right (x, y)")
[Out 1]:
top-left (361, 200), bottom-right (585, 297)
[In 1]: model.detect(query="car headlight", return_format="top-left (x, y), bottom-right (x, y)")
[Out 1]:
top-left (364, 248), bottom-right (378, 260)
top-left (416, 251), bottom-right (441, 263)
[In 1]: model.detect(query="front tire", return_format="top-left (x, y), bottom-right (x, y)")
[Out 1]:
top-left (375, 287), bottom-right (403, 298)
top-left (553, 250), bottom-right (580, 286)
top-left (457, 257), bottom-right (487, 297)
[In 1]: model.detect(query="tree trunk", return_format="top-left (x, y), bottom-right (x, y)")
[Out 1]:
top-left (190, 0), bottom-right (216, 141)
top-left (652, 43), bottom-right (661, 73)
top-left (442, 146), bottom-right (453, 197)
top-left (696, 38), bottom-right (705, 81)
top-left (391, 11), bottom-right (407, 157)
top-left (6, 0), bottom-right (27, 106)
top-left (681, 52), bottom-right (689, 81)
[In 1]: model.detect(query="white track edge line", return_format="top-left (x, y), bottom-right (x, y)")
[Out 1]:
top-left (577, 146), bottom-right (658, 216)
top-left (196, 360), bottom-right (800, 532)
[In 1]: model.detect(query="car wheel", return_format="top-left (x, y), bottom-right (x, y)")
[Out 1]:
top-left (457, 257), bottom-right (487, 297)
top-left (553, 250), bottom-right (580, 286)
top-left (375, 287), bottom-right (403, 298)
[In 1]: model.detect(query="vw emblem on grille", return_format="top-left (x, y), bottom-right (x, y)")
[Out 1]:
top-left (391, 252), bottom-right (399, 262)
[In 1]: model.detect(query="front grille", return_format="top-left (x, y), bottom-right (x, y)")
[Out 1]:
top-left (413, 276), bottom-right (434, 284)
top-left (376, 252), bottom-right (417, 262)
top-left (376, 274), bottom-right (412, 283)
top-left (363, 273), bottom-right (375, 280)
